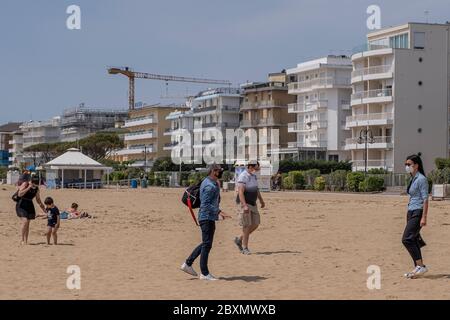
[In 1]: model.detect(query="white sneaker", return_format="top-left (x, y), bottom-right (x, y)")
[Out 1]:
top-left (199, 273), bottom-right (218, 281)
top-left (241, 248), bottom-right (251, 255)
top-left (180, 263), bottom-right (198, 277)
top-left (412, 266), bottom-right (428, 278)
top-left (404, 265), bottom-right (428, 279)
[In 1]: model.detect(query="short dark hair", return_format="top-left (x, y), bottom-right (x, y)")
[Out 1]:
top-left (71, 203), bottom-right (78, 209)
top-left (44, 197), bottom-right (54, 205)
top-left (207, 164), bottom-right (222, 175)
top-left (247, 161), bottom-right (260, 169)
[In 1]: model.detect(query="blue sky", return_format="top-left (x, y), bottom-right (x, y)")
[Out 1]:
top-left (1, 0), bottom-right (449, 122)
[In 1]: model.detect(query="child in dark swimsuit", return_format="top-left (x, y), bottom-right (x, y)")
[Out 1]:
top-left (44, 197), bottom-right (60, 245)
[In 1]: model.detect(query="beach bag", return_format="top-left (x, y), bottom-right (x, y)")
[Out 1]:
top-left (181, 181), bottom-right (203, 226)
top-left (11, 191), bottom-right (20, 202)
top-left (182, 181), bottom-right (202, 209)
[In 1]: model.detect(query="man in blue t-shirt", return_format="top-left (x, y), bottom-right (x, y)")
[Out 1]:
top-left (180, 164), bottom-right (231, 281)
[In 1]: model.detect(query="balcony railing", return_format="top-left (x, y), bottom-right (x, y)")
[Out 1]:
top-left (288, 100), bottom-right (328, 113)
top-left (240, 119), bottom-right (259, 127)
top-left (123, 116), bottom-right (156, 127)
top-left (352, 160), bottom-right (394, 168)
top-left (124, 131), bottom-right (156, 140)
top-left (351, 65), bottom-right (393, 78)
top-left (288, 141), bottom-right (328, 148)
top-left (241, 100), bottom-right (285, 110)
top-left (193, 106), bottom-right (217, 113)
top-left (351, 88), bottom-right (392, 101)
top-left (288, 121), bottom-right (327, 132)
top-left (345, 136), bottom-right (393, 145)
top-left (288, 77), bottom-right (350, 92)
top-left (346, 112), bottom-right (393, 124)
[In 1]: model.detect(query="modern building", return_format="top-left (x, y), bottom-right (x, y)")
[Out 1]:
top-left (60, 105), bottom-right (128, 142)
top-left (0, 122), bottom-right (22, 167)
top-left (19, 117), bottom-right (61, 167)
top-left (285, 55), bottom-right (352, 161)
top-left (240, 72), bottom-right (296, 160)
top-left (348, 22), bottom-right (450, 173)
top-left (8, 130), bottom-right (24, 169)
top-left (113, 104), bottom-right (175, 169)
top-left (191, 87), bottom-right (242, 163)
top-left (164, 106), bottom-right (193, 160)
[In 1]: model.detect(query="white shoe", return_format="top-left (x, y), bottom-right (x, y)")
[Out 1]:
top-left (180, 263), bottom-right (198, 277)
top-left (412, 265), bottom-right (428, 278)
top-left (241, 248), bottom-right (251, 255)
top-left (404, 265), bottom-right (428, 279)
top-left (199, 273), bottom-right (218, 281)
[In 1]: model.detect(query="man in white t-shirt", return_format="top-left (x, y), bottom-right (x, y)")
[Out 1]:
top-left (234, 161), bottom-right (266, 255)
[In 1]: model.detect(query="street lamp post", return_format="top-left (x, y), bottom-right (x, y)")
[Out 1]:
top-left (357, 128), bottom-right (374, 175)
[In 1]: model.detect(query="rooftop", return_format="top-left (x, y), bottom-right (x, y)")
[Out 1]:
top-left (0, 122), bottom-right (22, 133)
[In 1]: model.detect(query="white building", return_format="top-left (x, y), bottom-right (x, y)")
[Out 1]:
top-left (20, 117), bottom-right (61, 167)
top-left (286, 55), bottom-right (352, 161)
top-left (349, 22), bottom-right (450, 173)
top-left (191, 88), bottom-right (242, 162)
top-left (164, 107), bottom-right (194, 159)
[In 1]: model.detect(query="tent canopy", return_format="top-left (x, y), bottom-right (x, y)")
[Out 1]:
top-left (44, 148), bottom-right (112, 171)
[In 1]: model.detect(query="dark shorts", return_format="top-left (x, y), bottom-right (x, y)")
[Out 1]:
top-left (47, 220), bottom-right (58, 228)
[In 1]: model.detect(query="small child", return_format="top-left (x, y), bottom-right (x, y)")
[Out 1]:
top-left (44, 197), bottom-right (60, 245)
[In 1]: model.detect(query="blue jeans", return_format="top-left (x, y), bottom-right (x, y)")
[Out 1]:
top-left (186, 220), bottom-right (216, 276)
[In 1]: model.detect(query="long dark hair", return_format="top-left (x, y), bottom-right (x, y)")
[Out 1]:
top-left (406, 154), bottom-right (425, 194)
top-left (406, 154), bottom-right (425, 176)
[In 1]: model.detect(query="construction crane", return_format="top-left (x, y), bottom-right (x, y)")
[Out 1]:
top-left (108, 67), bottom-right (232, 110)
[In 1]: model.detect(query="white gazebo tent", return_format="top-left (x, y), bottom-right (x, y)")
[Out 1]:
top-left (43, 148), bottom-right (112, 189)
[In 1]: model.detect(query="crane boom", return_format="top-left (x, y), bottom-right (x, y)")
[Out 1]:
top-left (108, 67), bottom-right (231, 110)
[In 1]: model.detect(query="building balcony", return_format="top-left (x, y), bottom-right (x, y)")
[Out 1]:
top-left (123, 116), bottom-right (156, 128)
top-left (288, 141), bottom-right (328, 148)
top-left (288, 100), bottom-right (328, 113)
top-left (344, 136), bottom-right (393, 150)
top-left (115, 146), bottom-right (154, 156)
top-left (124, 131), bottom-right (157, 141)
top-left (193, 106), bottom-right (217, 114)
top-left (240, 119), bottom-right (259, 128)
top-left (9, 157), bottom-right (15, 162)
top-left (351, 88), bottom-right (393, 106)
top-left (346, 112), bottom-right (393, 128)
top-left (351, 45), bottom-right (394, 61)
top-left (163, 142), bottom-right (179, 151)
top-left (351, 159), bottom-right (394, 171)
top-left (288, 121), bottom-right (327, 133)
top-left (351, 65), bottom-right (393, 83)
top-left (240, 100), bottom-right (285, 111)
top-left (288, 77), bottom-right (350, 94)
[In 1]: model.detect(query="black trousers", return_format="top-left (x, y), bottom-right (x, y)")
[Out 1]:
top-left (402, 209), bottom-right (426, 265)
top-left (186, 220), bottom-right (216, 276)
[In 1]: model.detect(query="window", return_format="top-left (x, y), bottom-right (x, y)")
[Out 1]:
top-left (413, 32), bottom-right (425, 49)
top-left (389, 33), bottom-right (409, 49)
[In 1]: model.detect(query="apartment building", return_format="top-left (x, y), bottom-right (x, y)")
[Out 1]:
top-left (349, 22), bottom-right (450, 173)
top-left (113, 105), bottom-right (174, 169)
top-left (7, 130), bottom-right (24, 169)
top-left (163, 107), bottom-right (193, 160)
top-left (60, 106), bottom-right (128, 142)
top-left (191, 88), bottom-right (241, 162)
top-left (0, 123), bottom-right (22, 167)
top-left (240, 72), bottom-right (296, 160)
top-left (285, 55), bottom-right (352, 161)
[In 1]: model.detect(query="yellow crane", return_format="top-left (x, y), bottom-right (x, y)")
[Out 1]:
top-left (108, 67), bottom-right (232, 110)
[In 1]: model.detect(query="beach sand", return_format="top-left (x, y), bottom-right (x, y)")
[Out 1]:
top-left (1, 185), bottom-right (450, 300)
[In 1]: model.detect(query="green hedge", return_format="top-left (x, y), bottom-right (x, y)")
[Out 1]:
top-left (359, 176), bottom-right (385, 192)
top-left (328, 170), bottom-right (348, 191)
top-left (289, 171), bottom-right (305, 190)
top-left (314, 176), bottom-right (326, 191)
top-left (278, 159), bottom-right (352, 174)
top-left (347, 172), bottom-right (365, 192)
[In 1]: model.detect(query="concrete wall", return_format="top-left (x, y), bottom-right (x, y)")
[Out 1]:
top-left (393, 24), bottom-right (450, 174)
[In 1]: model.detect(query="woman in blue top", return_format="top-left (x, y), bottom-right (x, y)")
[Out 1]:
top-left (402, 154), bottom-right (429, 279)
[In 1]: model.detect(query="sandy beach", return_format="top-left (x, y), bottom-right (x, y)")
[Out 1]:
top-left (1, 185), bottom-right (450, 300)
